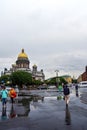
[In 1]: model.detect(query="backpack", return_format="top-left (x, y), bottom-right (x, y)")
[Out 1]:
top-left (1, 90), bottom-right (8, 97)
top-left (64, 87), bottom-right (70, 95)
top-left (9, 89), bottom-right (17, 98)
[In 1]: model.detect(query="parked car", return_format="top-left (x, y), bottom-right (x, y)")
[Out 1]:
top-left (47, 85), bottom-right (56, 89)
top-left (78, 81), bottom-right (87, 88)
top-left (37, 85), bottom-right (48, 90)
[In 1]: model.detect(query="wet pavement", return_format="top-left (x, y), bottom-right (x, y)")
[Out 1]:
top-left (0, 88), bottom-right (87, 130)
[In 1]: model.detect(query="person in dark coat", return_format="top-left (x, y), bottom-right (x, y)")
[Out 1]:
top-left (63, 84), bottom-right (70, 106)
top-left (75, 84), bottom-right (79, 97)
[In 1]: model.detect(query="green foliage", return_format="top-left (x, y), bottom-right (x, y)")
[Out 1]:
top-left (57, 96), bottom-right (62, 100)
top-left (10, 70), bottom-right (32, 87)
top-left (32, 79), bottom-right (43, 85)
top-left (45, 78), bottom-right (56, 85)
top-left (0, 75), bottom-right (11, 85)
top-left (45, 76), bottom-right (67, 85)
top-left (59, 77), bottom-right (67, 84)
top-left (72, 78), bottom-right (77, 83)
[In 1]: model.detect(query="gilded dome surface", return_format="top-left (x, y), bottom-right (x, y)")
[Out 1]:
top-left (33, 64), bottom-right (37, 67)
top-left (18, 49), bottom-right (28, 58)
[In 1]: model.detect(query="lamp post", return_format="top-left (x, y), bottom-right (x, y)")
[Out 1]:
top-left (55, 70), bottom-right (59, 88)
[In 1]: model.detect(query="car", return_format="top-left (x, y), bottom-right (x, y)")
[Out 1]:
top-left (78, 81), bottom-right (87, 88)
top-left (37, 85), bottom-right (48, 90)
top-left (47, 85), bottom-right (56, 89)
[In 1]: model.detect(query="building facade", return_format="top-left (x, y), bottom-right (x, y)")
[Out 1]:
top-left (62, 75), bottom-right (72, 83)
top-left (77, 66), bottom-right (87, 82)
top-left (3, 49), bottom-right (45, 82)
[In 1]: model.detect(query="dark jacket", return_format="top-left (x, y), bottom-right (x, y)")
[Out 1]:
top-left (63, 86), bottom-right (70, 95)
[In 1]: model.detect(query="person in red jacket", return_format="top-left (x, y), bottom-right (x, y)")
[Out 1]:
top-left (9, 87), bottom-right (17, 104)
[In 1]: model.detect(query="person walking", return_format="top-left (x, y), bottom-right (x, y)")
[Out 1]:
top-left (1, 85), bottom-right (8, 108)
top-left (58, 84), bottom-right (63, 93)
top-left (75, 84), bottom-right (78, 91)
top-left (75, 84), bottom-right (79, 97)
top-left (63, 84), bottom-right (70, 106)
top-left (9, 87), bottom-right (17, 104)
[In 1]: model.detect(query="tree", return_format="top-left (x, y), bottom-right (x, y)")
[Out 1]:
top-left (10, 71), bottom-right (32, 88)
top-left (72, 78), bottom-right (77, 83)
top-left (59, 77), bottom-right (67, 84)
top-left (32, 79), bottom-right (43, 85)
top-left (45, 76), bottom-right (67, 86)
top-left (0, 75), bottom-right (11, 85)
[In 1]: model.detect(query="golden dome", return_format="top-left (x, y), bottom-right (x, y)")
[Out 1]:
top-left (33, 64), bottom-right (37, 67)
top-left (18, 49), bottom-right (28, 58)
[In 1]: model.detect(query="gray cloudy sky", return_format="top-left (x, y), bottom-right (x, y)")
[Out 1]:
top-left (0, 0), bottom-right (87, 79)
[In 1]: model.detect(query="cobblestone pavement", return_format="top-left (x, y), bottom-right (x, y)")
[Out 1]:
top-left (0, 88), bottom-right (87, 130)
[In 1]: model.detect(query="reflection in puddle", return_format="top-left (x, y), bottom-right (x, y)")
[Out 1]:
top-left (1, 107), bottom-right (7, 121)
top-left (9, 104), bottom-right (17, 118)
top-left (65, 105), bottom-right (71, 125)
top-left (17, 98), bottom-right (31, 117)
top-left (0, 95), bottom-right (45, 121)
top-left (0, 89), bottom-right (86, 126)
top-left (0, 93), bottom-right (65, 122)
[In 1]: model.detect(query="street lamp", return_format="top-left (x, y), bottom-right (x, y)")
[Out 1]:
top-left (55, 70), bottom-right (59, 88)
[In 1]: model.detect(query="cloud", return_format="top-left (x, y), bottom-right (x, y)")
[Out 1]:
top-left (0, 0), bottom-right (87, 79)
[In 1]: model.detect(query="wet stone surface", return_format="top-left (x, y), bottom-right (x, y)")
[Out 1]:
top-left (0, 88), bottom-right (87, 130)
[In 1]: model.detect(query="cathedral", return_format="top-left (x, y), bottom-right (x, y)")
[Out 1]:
top-left (3, 49), bottom-right (45, 82)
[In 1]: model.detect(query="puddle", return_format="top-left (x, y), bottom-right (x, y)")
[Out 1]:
top-left (0, 88), bottom-right (87, 122)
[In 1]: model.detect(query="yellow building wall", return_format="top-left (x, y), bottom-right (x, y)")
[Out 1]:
top-left (64, 77), bottom-right (72, 83)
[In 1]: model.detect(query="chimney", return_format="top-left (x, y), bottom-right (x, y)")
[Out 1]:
top-left (85, 66), bottom-right (87, 72)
